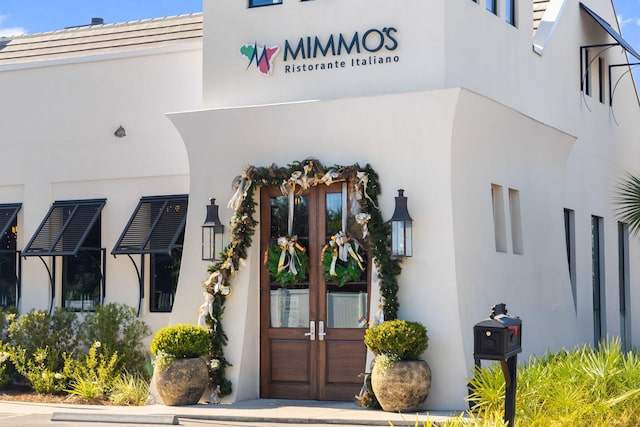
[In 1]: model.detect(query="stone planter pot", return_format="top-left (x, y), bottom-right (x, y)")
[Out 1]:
top-left (155, 357), bottom-right (208, 406)
top-left (371, 359), bottom-right (431, 412)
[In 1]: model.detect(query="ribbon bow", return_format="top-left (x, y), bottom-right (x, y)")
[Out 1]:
top-left (276, 236), bottom-right (306, 276)
top-left (280, 162), bottom-right (316, 196)
top-left (228, 171), bottom-right (253, 211)
top-left (352, 171), bottom-right (377, 210)
top-left (327, 231), bottom-right (365, 276)
top-left (355, 212), bottom-right (371, 239)
top-left (319, 168), bottom-right (341, 186)
top-left (197, 291), bottom-right (214, 327)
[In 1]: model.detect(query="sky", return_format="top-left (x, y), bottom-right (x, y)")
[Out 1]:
top-left (0, 1), bottom-right (637, 44)
top-left (616, 0), bottom-right (640, 53)
top-left (0, 1), bottom-right (638, 76)
top-left (0, 0), bottom-right (203, 36)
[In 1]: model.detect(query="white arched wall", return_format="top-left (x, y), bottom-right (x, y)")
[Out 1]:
top-left (169, 88), bottom-right (469, 409)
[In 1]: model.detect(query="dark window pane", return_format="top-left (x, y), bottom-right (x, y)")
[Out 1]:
top-left (249, 0), bottom-right (282, 7)
top-left (150, 249), bottom-right (182, 312)
top-left (63, 218), bottom-right (101, 311)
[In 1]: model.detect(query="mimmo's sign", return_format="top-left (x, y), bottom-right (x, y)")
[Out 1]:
top-left (241, 26), bottom-right (400, 77)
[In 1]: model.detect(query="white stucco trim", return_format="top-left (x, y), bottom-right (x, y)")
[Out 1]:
top-left (533, 0), bottom-right (568, 56)
top-left (0, 42), bottom-right (202, 72)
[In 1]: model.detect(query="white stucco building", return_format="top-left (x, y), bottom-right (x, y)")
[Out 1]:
top-left (1, 0), bottom-right (640, 411)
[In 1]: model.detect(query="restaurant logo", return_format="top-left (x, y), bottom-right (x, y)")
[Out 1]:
top-left (241, 26), bottom-right (399, 77)
top-left (240, 43), bottom-right (280, 76)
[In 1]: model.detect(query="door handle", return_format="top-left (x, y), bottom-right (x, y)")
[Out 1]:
top-left (318, 320), bottom-right (327, 341)
top-left (303, 320), bottom-right (315, 341)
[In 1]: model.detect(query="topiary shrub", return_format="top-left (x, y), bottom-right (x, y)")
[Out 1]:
top-left (151, 324), bottom-right (210, 360)
top-left (151, 324), bottom-right (210, 373)
top-left (364, 319), bottom-right (428, 361)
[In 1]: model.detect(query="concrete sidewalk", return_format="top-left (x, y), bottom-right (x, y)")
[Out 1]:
top-left (0, 398), bottom-right (466, 426)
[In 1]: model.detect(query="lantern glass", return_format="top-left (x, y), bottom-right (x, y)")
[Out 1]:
top-left (390, 189), bottom-right (413, 258)
top-left (202, 198), bottom-right (225, 261)
top-left (391, 220), bottom-right (412, 257)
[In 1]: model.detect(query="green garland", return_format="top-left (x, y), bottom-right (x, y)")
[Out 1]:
top-left (202, 158), bottom-right (402, 398)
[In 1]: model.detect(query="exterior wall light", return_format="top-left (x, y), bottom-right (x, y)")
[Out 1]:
top-left (390, 189), bottom-right (413, 258)
top-left (202, 198), bottom-right (225, 261)
top-left (114, 125), bottom-right (126, 138)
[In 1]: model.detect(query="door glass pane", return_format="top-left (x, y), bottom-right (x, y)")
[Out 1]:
top-left (326, 192), bottom-right (342, 236)
top-left (326, 290), bottom-right (367, 328)
top-left (325, 190), bottom-right (368, 328)
top-left (269, 194), bottom-right (309, 328)
top-left (270, 288), bottom-right (309, 328)
top-left (270, 195), bottom-right (309, 239)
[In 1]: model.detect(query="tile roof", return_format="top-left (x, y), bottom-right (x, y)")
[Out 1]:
top-left (0, 13), bottom-right (202, 66)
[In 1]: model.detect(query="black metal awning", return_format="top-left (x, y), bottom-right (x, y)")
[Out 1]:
top-left (0, 203), bottom-right (21, 242)
top-left (112, 195), bottom-right (187, 316)
top-left (580, 3), bottom-right (640, 61)
top-left (23, 199), bottom-right (106, 257)
top-left (112, 195), bottom-right (188, 255)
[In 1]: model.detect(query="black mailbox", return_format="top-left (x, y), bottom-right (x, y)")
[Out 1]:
top-left (474, 303), bottom-right (522, 360)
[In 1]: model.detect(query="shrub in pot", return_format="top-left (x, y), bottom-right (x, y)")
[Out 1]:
top-left (364, 319), bottom-right (431, 412)
top-left (150, 324), bottom-right (210, 406)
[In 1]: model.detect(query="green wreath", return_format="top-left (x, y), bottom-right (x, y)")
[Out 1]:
top-left (264, 236), bottom-right (309, 287)
top-left (321, 232), bottom-right (366, 287)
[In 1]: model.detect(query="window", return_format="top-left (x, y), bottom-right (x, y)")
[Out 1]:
top-left (23, 199), bottom-right (106, 311)
top-left (0, 204), bottom-right (21, 308)
top-left (491, 184), bottom-right (507, 253)
top-left (112, 195), bottom-right (187, 313)
top-left (583, 49), bottom-right (592, 96)
top-left (62, 217), bottom-right (102, 311)
top-left (618, 222), bottom-right (630, 351)
top-left (508, 189), bottom-right (523, 254)
top-left (598, 57), bottom-right (605, 104)
top-left (486, 0), bottom-right (497, 15)
top-left (591, 215), bottom-right (604, 346)
top-left (249, 0), bottom-right (282, 7)
top-left (505, 0), bottom-right (516, 26)
top-left (564, 209), bottom-right (576, 310)
top-left (150, 241), bottom-right (183, 312)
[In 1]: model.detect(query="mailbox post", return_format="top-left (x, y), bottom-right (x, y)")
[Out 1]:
top-left (473, 303), bottom-right (522, 427)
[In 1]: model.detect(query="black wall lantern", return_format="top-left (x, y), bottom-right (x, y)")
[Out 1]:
top-left (390, 189), bottom-right (413, 258)
top-left (202, 198), bottom-right (225, 261)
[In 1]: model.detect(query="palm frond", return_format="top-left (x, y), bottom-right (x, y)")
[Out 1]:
top-left (614, 174), bottom-right (640, 236)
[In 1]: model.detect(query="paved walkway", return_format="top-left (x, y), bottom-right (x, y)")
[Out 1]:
top-left (0, 398), bottom-right (467, 426)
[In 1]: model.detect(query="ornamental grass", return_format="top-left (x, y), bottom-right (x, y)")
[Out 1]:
top-left (467, 337), bottom-right (640, 426)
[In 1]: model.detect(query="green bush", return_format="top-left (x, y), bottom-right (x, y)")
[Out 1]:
top-left (150, 324), bottom-right (210, 359)
top-left (0, 306), bottom-right (18, 342)
top-left (9, 345), bottom-right (73, 394)
top-left (7, 308), bottom-right (80, 391)
top-left (8, 308), bottom-right (80, 360)
top-left (364, 319), bottom-right (428, 361)
top-left (4, 304), bottom-right (150, 395)
top-left (0, 341), bottom-right (12, 388)
top-left (80, 303), bottom-right (151, 377)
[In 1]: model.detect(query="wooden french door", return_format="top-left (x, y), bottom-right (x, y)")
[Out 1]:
top-left (259, 183), bottom-right (370, 401)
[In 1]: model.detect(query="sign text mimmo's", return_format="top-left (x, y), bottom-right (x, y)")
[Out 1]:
top-left (240, 26), bottom-right (400, 77)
